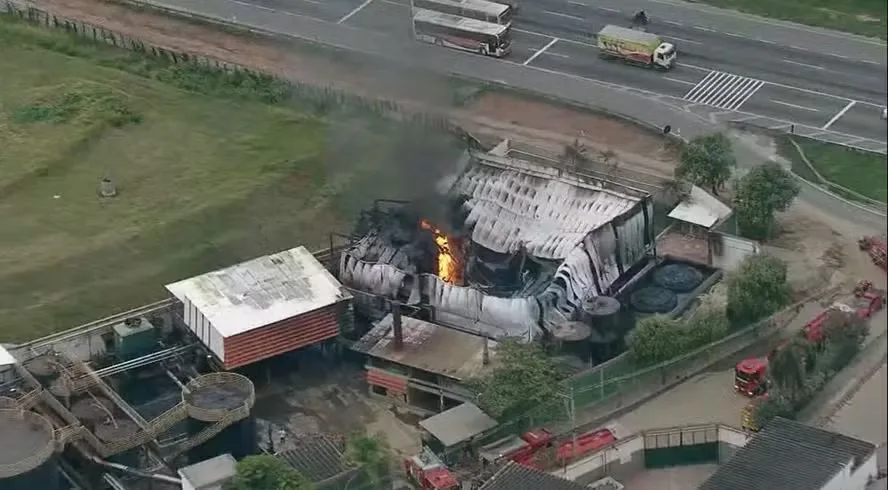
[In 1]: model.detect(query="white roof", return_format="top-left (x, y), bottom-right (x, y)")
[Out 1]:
top-left (451, 154), bottom-right (642, 259)
top-left (419, 403), bottom-right (498, 447)
top-left (178, 453), bottom-right (237, 489)
top-left (166, 246), bottom-right (351, 338)
top-left (667, 185), bottom-right (733, 229)
top-left (416, 0), bottom-right (510, 17)
top-left (412, 8), bottom-right (508, 36)
top-left (0, 345), bottom-right (15, 366)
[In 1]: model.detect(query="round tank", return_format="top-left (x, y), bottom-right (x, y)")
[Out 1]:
top-left (551, 321), bottom-right (593, 363)
top-left (0, 397), bottom-right (18, 409)
top-left (0, 409), bottom-right (59, 490)
top-left (182, 373), bottom-right (257, 462)
top-left (23, 355), bottom-right (59, 385)
top-left (582, 296), bottom-right (623, 341)
top-left (93, 418), bottom-right (142, 468)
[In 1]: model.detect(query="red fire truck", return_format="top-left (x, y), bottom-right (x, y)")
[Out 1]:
top-left (555, 428), bottom-right (617, 462)
top-left (404, 447), bottom-right (459, 490)
top-left (478, 428), bottom-right (554, 469)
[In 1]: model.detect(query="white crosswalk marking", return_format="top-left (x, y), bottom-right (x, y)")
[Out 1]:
top-left (683, 71), bottom-right (765, 111)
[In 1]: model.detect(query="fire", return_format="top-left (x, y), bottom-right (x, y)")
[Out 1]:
top-left (420, 220), bottom-right (458, 284)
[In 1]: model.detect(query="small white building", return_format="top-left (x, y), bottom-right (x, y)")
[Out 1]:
top-left (700, 418), bottom-right (879, 490)
top-left (166, 246), bottom-right (353, 370)
top-left (178, 453), bottom-right (238, 490)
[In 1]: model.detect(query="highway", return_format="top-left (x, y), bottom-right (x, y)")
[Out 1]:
top-left (208, 0), bottom-right (887, 150)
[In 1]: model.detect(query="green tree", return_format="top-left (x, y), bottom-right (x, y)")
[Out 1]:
top-left (225, 455), bottom-right (313, 490)
top-left (733, 162), bottom-right (800, 240)
top-left (469, 339), bottom-right (563, 418)
top-left (726, 254), bottom-right (792, 327)
top-left (675, 133), bottom-right (736, 195)
top-left (628, 315), bottom-right (685, 366)
top-left (768, 338), bottom-right (809, 400)
top-left (343, 432), bottom-right (391, 488)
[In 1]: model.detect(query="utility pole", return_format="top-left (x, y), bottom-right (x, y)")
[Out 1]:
top-left (559, 387), bottom-right (578, 460)
top-left (409, 0), bottom-right (416, 38)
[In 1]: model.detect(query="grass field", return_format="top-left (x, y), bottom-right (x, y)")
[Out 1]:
top-left (699, 0), bottom-right (887, 39)
top-left (0, 17), bottom-right (462, 342)
top-left (778, 136), bottom-right (887, 204)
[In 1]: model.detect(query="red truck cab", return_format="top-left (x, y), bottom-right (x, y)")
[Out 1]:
top-left (734, 357), bottom-right (768, 396)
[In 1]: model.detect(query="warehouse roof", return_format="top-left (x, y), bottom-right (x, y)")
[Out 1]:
top-left (450, 154), bottom-right (643, 260)
top-left (351, 314), bottom-right (498, 380)
top-left (478, 461), bottom-right (587, 490)
top-left (700, 417), bottom-right (877, 490)
top-left (0, 345), bottom-right (14, 366)
top-left (419, 403), bottom-right (497, 448)
top-left (165, 246), bottom-right (351, 337)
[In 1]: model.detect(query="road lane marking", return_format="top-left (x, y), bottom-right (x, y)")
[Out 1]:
top-left (545, 51), bottom-right (571, 59)
top-left (664, 77), bottom-right (696, 86)
top-left (693, 26), bottom-right (715, 32)
top-left (666, 36), bottom-right (701, 45)
top-left (338, 0), bottom-right (375, 24)
top-left (597, 6), bottom-right (620, 12)
top-left (783, 59), bottom-right (824, 70)
top-left (544, 10), bottom-right (585, 22)
top-left (823, 101), bottom-right (856, 130)
top-left (567, 0), bottom-right (587, 5)
top-left (683, 71), bottom-right (764, 111)
top-left (770, 100), bottom-right (819, 112)
top-left (524, 38), bottom-right (560, 66)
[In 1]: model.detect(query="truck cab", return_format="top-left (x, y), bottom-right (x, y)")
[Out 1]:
top-left (654, 42), bottom-right (676, 70)
top-left (734, 358), bottom-right (768, 396)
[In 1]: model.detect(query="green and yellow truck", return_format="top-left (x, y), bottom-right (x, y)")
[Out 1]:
top-left (596, 25), bottom-right (676, 70)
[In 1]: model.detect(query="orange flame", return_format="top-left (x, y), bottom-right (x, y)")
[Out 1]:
top-left (420, 220), bottom-right (458, 284)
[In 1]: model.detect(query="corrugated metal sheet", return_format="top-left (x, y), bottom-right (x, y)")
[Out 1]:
top-left (366, 367), bottom-right (408, 394)
top-left (222, 304), bottom-right (345, 369)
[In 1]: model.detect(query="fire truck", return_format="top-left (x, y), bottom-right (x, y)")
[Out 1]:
top-left (479, 428), bottom-right (554, 468)
top-left (555, 428), bottom-right (617, 462)
top-left (404, 447), bottom-right (460, 490)
top-left (734, 280), bottom-right (884, 397)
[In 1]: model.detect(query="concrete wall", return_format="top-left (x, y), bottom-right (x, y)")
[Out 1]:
top-left (709, 232), bottom-right (760, 272)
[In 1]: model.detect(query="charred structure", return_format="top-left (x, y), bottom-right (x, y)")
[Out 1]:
top-left (341, 145), bottom-right (656, 345)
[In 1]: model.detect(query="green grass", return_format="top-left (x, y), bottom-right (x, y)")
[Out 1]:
top-left (698, 0), bottom-right (887, 39)
top-left (777, 136), bottom-right (888, 204)
top-left (0, 17), bottom-right (462, 341)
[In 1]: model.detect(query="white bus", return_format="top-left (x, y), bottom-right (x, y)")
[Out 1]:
top-left (413, 8), bottom-right (512, 57)
top-left (412, 0), bottom-right (513, 25)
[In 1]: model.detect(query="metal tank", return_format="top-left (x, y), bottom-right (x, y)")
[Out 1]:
top-left (551, 321), bottom-right (593, 363)
top-left (0, 409), bottom-right (59, 490)
top-left (581, 296), bottom-right (625, 362)
top-left (182, 373), bottom-right (257, 463)
top-left (92, 414), bottom-right (142, 468)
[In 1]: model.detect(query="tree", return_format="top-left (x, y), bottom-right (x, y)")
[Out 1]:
top-left (726, 254), bottom-right (792, 327)
top-left (675, 133), bottom-right (736, 195)
top-left (768, 338), bottom-right (809, 400)
top-left (225, 455), bottom-right (314, 490)
top-left (733, 162), bottom-right (800, 240)
top-left (342, 432), bottom-right (391, 488)
top-left (469, 339), bottom-right (563, 418)
top-left (627, 315), bottom-right (685, 366)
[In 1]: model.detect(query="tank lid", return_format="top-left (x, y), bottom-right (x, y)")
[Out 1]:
top-left (551, 321), bottom-right (592, 341)
top-left (583, 296), bottom-right (621, 316)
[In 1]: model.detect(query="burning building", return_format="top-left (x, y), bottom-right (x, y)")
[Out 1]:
top-left (341, 144), bottom-right (655, 343)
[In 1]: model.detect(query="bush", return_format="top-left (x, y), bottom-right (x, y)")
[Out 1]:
top-left (628, 305), bottom-right (729, 366)
top-left (726, 254), bottom-right (792, 327)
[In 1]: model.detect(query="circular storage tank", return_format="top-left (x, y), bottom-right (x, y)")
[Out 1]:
top-left (0, 397), bottom-right (18, 409)
top-left (183, 373), bottom-right (257, 463)
top-left (0, 409), bottom-right (59, 490)
top-left (630, 287), bottom-right (678, 314)
top-left (652, 263), bottom-right (704, 293)
top-left (551, 321), bottom-right (593, 362)
top-left (94, 418), bottom-right (142, 468)
top-left (582, 296), bottom-right (623, 341)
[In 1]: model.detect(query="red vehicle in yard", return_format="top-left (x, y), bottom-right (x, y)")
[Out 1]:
top-left (859, 235), bottom-right (887, 272)
top-left (734, 280), bottom-right (885, 397)
top-left (555, 428), bottom-right (617, 461)
top-left (404, 448), bottom-right (460, 490)
top-left (479, 428), bottom-right (554, 468)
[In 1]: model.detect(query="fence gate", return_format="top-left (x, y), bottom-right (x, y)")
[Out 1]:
top-left (642, 425), bottom-right (718, 468)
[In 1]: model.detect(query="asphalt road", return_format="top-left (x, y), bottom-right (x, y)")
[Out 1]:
top-left (225, 0), bottom-right (887, 146)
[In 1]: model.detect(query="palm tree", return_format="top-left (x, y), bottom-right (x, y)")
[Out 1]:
top-left (769, 338), bottom-right (809, 401)
top-left (343, 432), bottom-right (390, 489)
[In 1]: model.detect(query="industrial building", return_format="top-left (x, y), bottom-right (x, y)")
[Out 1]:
top-left (351, 308), bottom-right (497, 412)
top-left (700, 418), bottom-right (879, 490)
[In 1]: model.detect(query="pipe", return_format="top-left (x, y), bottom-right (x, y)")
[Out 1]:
top-left (166, 370), bottom-right (190, 393)
top-left (87, 454), bottom-right (182, 485)
top-left (392, 303), bottom-right (404, 351)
